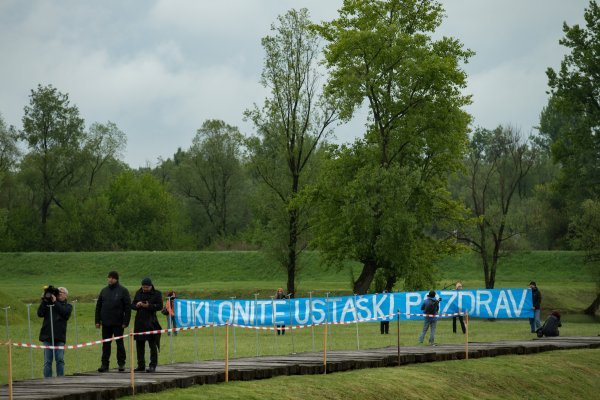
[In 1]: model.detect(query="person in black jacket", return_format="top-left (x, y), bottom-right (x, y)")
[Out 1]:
top-left (538, 310), bottom-right (562, 337)
top-left (95, 271), bottom-right (131, 372)
top-left (37, 286), bottom-right (72, 378)
top-left (529, 281), bottom-right (543, 333)
top-left (131, 277), bottom-right (163, 373)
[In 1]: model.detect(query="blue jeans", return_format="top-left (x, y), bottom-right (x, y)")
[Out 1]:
top-left (529, 309), bottom-right (541, 332)
top-left (418, 318), bottom-right (437, 344)
top-left (43, 342), bottom-right (65, 378)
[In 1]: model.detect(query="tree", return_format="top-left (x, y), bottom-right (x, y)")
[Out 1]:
top-left (454, 126), bottom-right (536, 289)
top-left (311, 0), bottom-right (471, 293)
top-left (569, 199), bottom-right (600, 315)
top-left (245, 9), bottom-right (338, 296)
top-left (84, 121), bottom-right (127, 193)
top-left (19, 84), bottom-right (86, 231)
top-left (540, 0), bottom-right (600, 211)
top-left (0, 113), bottom-right (19, 174)
top-left (174, 120), bottom-right (248, 242)
top-left (107, 172), bottom-right (180, 250)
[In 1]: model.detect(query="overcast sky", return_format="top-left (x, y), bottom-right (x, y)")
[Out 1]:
top-left (0, 0), bottom-right (589, 168)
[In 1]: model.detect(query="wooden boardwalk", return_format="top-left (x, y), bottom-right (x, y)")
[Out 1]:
top-left (2, 336), bottom-right (599, 400)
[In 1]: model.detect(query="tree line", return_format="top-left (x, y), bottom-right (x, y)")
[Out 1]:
top-left (0, 1), bottom-right (598, 312)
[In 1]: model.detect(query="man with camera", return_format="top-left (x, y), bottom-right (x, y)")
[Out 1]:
top-left (418, 290), bottom-right (440, 346)
top-left (95, 271), bottom-right (131, 372)
top-left (37, 285), bottom-right (72, 378)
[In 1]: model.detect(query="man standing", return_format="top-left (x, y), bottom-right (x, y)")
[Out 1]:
top-left (529, 281), bottom-right (542, 333)
top-left (132, 277), bottom-right (163, 373)
top-left (95, 271), bottom-right (131, 372)
top-left (452, 282), bottom-right (466, 334)
top-left (418, 290), bottom-right (440, 345)
top-left (38, 286), bottom-right (72, 378)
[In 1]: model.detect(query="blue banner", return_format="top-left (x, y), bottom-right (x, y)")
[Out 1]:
top-left (174, 289), bottom-right (533, 328)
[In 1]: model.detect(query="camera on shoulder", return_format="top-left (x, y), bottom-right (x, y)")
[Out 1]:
top-left (42, 285), bottom-right (60, 302)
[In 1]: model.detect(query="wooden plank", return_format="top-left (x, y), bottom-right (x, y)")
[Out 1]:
top-left (0, 337), bottom-right (598, 400)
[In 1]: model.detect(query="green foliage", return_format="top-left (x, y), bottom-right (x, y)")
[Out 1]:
top-left (311, 0), bottom-right (472, 293)
top-left (453, 126), bottom-right (537, 288)
top-left (245, 8), bottom-right (338, 295)
top-left (540, 0), bottom-right (600, 215)
top-left (107, 171), bottom-right (182, 250)
top-left (172, 119), bottom-right (249, 243)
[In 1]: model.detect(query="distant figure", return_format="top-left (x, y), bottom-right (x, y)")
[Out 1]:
top-left (418, 290), bottom-right (440, 345)
top-left (162, 290), bottom-right (177, 336)
top-left (131, 277), bottom-right (163, 373)
top-left (38, 286), bottom-right (72, 378)
top-left (528, 281), bottom-right (543, 333)
top-left (452, 282), bottom-right (466, 334)
top-left (380, 290), bottom-right (390, 334)
top-left (275, 288), bottom-right (286, 335)
top-left (95, 271), bottom-right (131, 372)
top-left (537, 310), bottom-right (562, 337)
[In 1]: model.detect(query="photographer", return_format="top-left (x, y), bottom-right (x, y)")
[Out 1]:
top-left (418, 290), bottom-right (440, 346)
top-left (37, 286), bottom-right (72, 378)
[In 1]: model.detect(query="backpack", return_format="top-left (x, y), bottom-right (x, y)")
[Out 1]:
top-left (423, 298), bottom-right (438, 315)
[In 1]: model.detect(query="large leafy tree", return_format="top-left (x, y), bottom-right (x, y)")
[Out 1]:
top-left (454, 126), bottom-right (536, 289)
top-left (84, 121), bottom-right (127, 193)
top-left (19, 84), bottom-right (86, 230)
top-left (174, 119), bottom-right (248, 242)
top-left (312, 0), bottom-right (471, 293)
top-left (540, 0), bottom-right (600, 212)
top-left (539, 1), bottom-right (600, 313)
top-left (245, 9), bottom-right (338, 296)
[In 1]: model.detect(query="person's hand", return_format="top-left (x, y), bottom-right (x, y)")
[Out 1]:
top-left (136, 301), bottom-right (144, 308)
top-left (122, 324), bottom-right (127, 329)
top-left (96, 323), bottom-right (101, 329)
top-left (51, 294), bottom-right (56, 302)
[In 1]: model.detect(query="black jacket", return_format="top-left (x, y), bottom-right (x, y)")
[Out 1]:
top-left (95, 282), bottom-right (131, 327)
top-left (532, 287), bottom-right (542, 310)
top-left (131, 287), bottom-right (163, 339)
top-left (38, 300), bottom-right (73, 343)
top-left (541, 314), bottom-right (561, 337)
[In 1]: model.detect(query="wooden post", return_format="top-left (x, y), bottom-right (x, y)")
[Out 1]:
top-left (225, 323), bottom-right (229, 382)
top-left (323, 323), bottom-right (328, 375)
top-left (129, 329), bottom-right (135, 396)
top-left (465, 310), bottom-right (469, 360)
top-left (8, 340), bottom-right (13, 400)
top-left (396, 310), bottom-right (401, 367)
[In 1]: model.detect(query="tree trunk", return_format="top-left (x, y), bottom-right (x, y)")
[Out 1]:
top-left (583, 292), bottom-right (600, 315)
top-left (353, 260), bottom-right (378, 294)
top-left (286, 207), bottom-right (298, 297)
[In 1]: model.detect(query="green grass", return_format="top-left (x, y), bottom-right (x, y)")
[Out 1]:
top-left (0, 250), bottom-right (598, 388)
top-left (117, 348), bottom-right (600, 400)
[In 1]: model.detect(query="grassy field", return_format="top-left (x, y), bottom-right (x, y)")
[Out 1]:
top-left (0, 250), bottom-right (598, 387)
top-left (121, 349), bottom-right (600, 400)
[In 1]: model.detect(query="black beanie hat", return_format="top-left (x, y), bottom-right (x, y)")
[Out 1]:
top-left (108, 271), bottom-right (119, 280)
top-left (427, 290), bottom-right (436, 298)
top-left (141, 277), bottom-right (152, 286)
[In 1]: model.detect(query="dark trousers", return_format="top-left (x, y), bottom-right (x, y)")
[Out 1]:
top-left (101, 325), bottom-right (126, 367)
top-left (276, 325), bottom-right (286, 335)
top-left (136, 336), bottom-right (158, 368)
top-left (453, 316), bottom-right (466, 334)
top-left (380, 321), bottom-right (389, 334)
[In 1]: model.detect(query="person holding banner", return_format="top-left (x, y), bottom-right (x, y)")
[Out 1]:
top-left (529, 281), bottom-right (543, 333)
top-left (275, 288), bottom-right (286, 335)
top-left (418, 290), bottom-right (440, 345)
top-left (37, 286), bottom-right (72, 378)
top-left (131, 277), bottom-right (163, 373)
top-left (162, 290), bottom-right (177, 336)
top-left (452, 282), bottom-right (466, 334)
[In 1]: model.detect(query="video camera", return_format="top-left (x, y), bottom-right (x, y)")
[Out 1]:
top-left (42, 285), bottom-right (60, 303)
